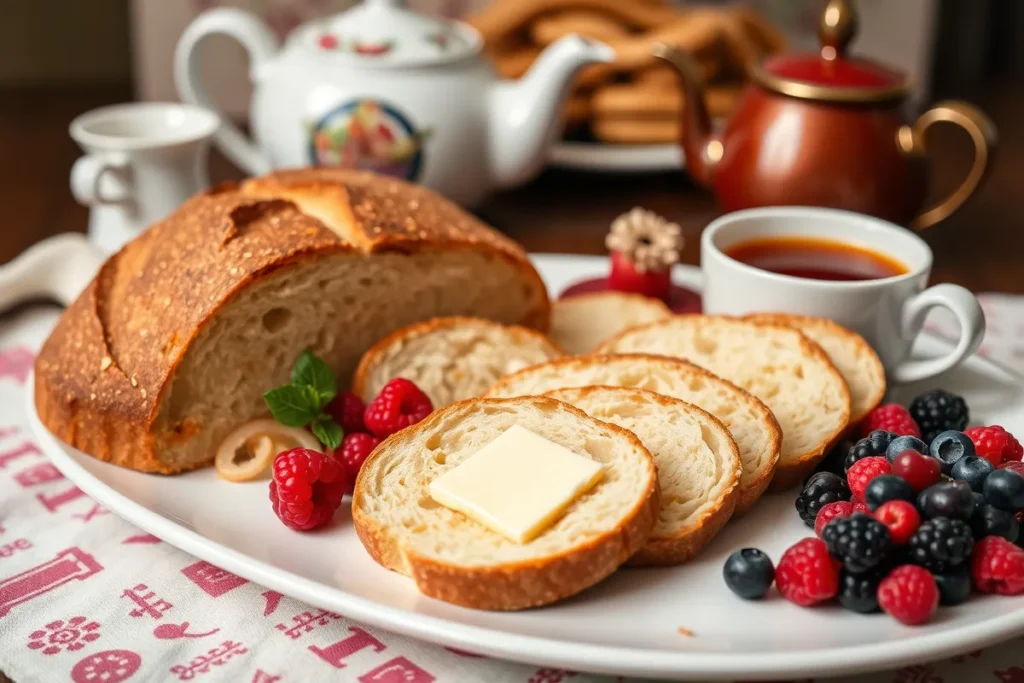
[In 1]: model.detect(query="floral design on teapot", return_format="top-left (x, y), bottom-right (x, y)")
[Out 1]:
top-left (308, 99), bottom-right (430, 180)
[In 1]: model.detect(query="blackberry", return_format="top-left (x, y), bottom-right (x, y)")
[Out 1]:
top-left (795, 472), bottom-right (850, 527)
top-left (907, 517), bottom-right (974, 573)
top-left (909, 390), bottom-right (969, 443)
top-left (837, 569), bottom-right (882, 613)
top-left (822, 513), bottom-right (892, 574)
top-left (817, 439), bottom-right (853, 477)
top-left (845, 430), bottom-right (896, 472)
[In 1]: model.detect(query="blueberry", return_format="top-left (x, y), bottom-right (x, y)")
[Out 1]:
top-left (723, 548), bottom-right (775, 600)
top-left (930, 430), bottom-right (977, 474)
top-left (970, 503), bottom-right (1019, 542)
top-left (983, 469), bottom-right (1024, 512)
top-left (917, 480), bottom-right (976, 520)
top-left (950, 455), bottom-right (994, 492)
top-left (864, 474), bottom-right (916, 511)
top-left (935, 568), bottom-right (973, 606)
top-left (886, 435), bottom-right (928, 463)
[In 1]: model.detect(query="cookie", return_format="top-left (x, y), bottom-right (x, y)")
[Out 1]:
top-left (530, 10), bottom-right (630, 46)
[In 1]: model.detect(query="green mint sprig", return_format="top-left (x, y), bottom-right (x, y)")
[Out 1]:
top-left (263, 350), bottom-right (343, 450)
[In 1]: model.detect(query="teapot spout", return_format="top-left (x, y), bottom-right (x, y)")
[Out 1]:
top-left (488, 34), bottom-right (614, 188)
top-left (653, 43), bottom-right (719, 187)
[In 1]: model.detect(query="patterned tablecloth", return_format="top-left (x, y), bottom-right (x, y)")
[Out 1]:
top-left (2, 300), bottom-right (1024, 683)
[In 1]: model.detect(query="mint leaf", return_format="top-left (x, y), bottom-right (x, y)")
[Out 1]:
top-left (311, 417), bottom-right (343, 450)
top-left (264, 385), bottom-right (319, 427)
top-left (291, 350), bottom-right (337, 408)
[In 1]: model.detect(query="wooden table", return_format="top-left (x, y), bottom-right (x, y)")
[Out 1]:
top-left (1, 83), bottom-right (1021, 296)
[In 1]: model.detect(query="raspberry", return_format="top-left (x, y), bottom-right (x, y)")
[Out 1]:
top-left (874, 500), bottom-right (921, 545)
top-left (851, 499), bottom-right (870, 514)
top-left (891, 450), bottom-right (941, 491)
top-left (847, 457), bottom-right (891, 501)
top-left (822, 513), bottom-right (892, 573)
top-left (363, 378), bottom-right (433, 438)
top-left (909, 390), bottom-right (969, 443)
top-left (269, 448), bottom-right (347, 531)
top-left (815, 501), bottom-right (854, 538)
top-left (338, 432), bottom-right (380, 493)
top-left (972, 535), bottom-right (1024, 595)
top-left (329, 392), bottom-right (367, 435)
top-left (907, 517), bottom-right (974, 573)
top-left (877, 565), bottom-right (939, 625)
top-left (965, 426), bottom-right (1023, 467)
top-left (860, 404), bottom-right (921, 439)
top-left (775, 538), bottom-right (840, 606)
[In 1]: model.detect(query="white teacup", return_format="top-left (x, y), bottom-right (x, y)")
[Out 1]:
top-left (701, 207), bottom-right (985, 384)
top-left (69, 102), bottom-right (219, 253)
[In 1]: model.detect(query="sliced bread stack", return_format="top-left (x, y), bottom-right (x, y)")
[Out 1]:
top-left (549, 292), bottom-right (671, 354)
top-left (596, 315), bottom-right (851, 489)
top-left (353, 317), bottom-right (562, 407)
top-left (745, 313), bottom-right (886, 424)
top-left (487, 354), bottom-right (780, 513)
top-left (352, 396), bottom-right (659, 610)
top-left (544, 386), bottom-right (740, 565)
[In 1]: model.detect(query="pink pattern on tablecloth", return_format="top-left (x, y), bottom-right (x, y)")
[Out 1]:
top-left (26, 616), bottom-right (101, 655)
top-left (70, 649), bottom-right (142, 683)
top-left (122, 583), bottom-right (173, 619)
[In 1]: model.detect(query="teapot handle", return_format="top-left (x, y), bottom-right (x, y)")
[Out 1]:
top-left (902, 101), bottom-right (997, 231)
top-left (174, 8), bottom-right (277, 176)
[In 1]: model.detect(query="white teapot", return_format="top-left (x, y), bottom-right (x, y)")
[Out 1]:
top-left (174, 0), bottom-right (613, 206)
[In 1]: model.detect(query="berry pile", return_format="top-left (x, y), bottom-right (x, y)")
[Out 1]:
top-left (270, 377), bottom-right (433, 531)
top-left (724, 389), bottom-right (1024, 625)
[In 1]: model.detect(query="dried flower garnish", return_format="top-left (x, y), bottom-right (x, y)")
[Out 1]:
top-left (605, 207), bottom-right (683, 273)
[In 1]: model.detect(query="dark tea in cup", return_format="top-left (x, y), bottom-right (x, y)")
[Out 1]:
top-left (724, 236), bottom-right (908, 282)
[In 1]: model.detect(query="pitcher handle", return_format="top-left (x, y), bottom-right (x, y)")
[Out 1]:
top-left (174, 8), bottom-right (277, 176)
top-left (902, 101), bottom-right (997, 231)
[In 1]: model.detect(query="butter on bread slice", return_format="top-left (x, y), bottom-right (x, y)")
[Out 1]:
top-left (352, 396), bottom-right (658, 611)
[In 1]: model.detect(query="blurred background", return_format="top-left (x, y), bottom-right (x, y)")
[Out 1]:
top-left (0, 0), bottom-right (1021, 289)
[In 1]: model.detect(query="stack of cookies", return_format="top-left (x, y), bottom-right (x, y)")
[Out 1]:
top-left (469, 0), bottom-right (786, 144)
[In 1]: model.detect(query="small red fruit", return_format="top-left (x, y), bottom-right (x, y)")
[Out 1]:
top-left (317, 34), bottom-right (339, 49)
top-left (847, 456), bottom-right (891, 502)
top-left (364, 378), bottom-right (433, 438)
top-left (815, 501), bottom-right (854, 538)
top-left (329, 392), bottom-right (367, 435)
top-left (972, 535), bottom-right (1024, 595)
top-left (851, 499), bottom-right (870, 515)
top-left (873, 500), bottom-right (921, 545)
top-left (608, 251), bottom-right (671, 301)
top-left (860, 404), bottom-right (921, 438)
top-left (775, 538), bottom-right (840, 606)
top-left (877, 565), bottom-right (939, 625)
top-left (269, 448), bottom-right (347, 531)
top-left (338, 432), bottom-right (380, 493)
top-left (891, 450), bottom-right (942, 491)
top-left (964, 426), bottom-right (1023, 467)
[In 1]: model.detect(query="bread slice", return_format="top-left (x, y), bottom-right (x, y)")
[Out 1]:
top-left (34, 169), bottom-right (549, 474)
top-left (486, 354), bottom-right (780, 514)
top-left (745, 313), bottom-right (886, 424)
top-left (352, 317), bottom-right (562, 408)
top-left (549, 292), bottom-right (671, 354)
top-left (544, 386), bottom-right (740, 565)
top-left (596, 316), bottom-right (852, 489)
top-left (352, 396), bottom-right (659, 610)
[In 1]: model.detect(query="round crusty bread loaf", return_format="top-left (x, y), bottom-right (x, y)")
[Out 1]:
top-left (352, 396), bottom-right (659, 611)
top-left (596, 315), bottom-right (852, 489)
top-left (745, 313), bottom-right (886, 425)
top-left (549, 292), bottom-right (671, 355)
top-left (486, 354), bottom-right (780, 514)
top-left (545, 386), bottom-right (740, 565)
top-left (33, 169), bottom-right (549, 474)
top-left (352, 317), bottom-right (563, 407)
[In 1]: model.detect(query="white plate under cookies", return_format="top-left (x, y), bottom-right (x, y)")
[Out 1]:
top-left (549, 142), bottom-right (683, 172)
top-left (32, 255), bottom-right (1024, 681)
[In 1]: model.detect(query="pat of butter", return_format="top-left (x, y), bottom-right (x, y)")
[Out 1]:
top-left (428, 425), bottom-right (603, 544)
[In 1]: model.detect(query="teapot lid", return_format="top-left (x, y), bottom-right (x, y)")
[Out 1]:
top-left (753, 0), bottom-right (910, 103)
top-left (303, 0), bottom-right (480, 67)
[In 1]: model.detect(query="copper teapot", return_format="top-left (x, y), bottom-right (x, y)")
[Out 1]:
top-left (655, 0), bottom-right (996, 230)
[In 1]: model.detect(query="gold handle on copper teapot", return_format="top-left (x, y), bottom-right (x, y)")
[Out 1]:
top-left (899, 101), bottom-right (997, 231)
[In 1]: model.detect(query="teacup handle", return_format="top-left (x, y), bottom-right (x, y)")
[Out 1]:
top-left (70, 153), bottom-right (132, 206)
top-left (891, 283), bottom-right (985, 384)
top-left (902, 101), bottom-right (997, 231)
